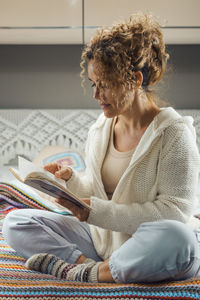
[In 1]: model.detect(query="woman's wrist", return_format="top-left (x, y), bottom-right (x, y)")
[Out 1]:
top-left (82, 198), bottom-right (91, 221)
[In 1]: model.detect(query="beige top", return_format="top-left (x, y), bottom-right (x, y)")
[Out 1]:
top-left (101, 119), bottom-right (135, 199)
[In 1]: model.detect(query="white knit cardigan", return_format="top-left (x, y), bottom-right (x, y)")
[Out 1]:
top-left (67, 107), bottom-right (200, 260)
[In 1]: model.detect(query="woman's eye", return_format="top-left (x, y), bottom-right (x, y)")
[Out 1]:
top-left (91, 83), bottom-right (96, 88)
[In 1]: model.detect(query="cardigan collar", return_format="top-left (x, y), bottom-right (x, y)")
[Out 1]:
top-left (129, 107), bottom-right (195, 167)
top-left (89, 107), bottom-right (195, 196)
top-left (91, 107), bottom-right (195, 167)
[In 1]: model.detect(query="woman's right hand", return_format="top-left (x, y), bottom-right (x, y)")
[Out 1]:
top-left (44, 162), bottom-right (72, 181)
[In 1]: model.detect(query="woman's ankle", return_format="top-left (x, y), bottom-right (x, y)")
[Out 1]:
top-left (76, 255), bottom-right (96, 265)
top-left (98, 259), bottom-right (115, 283)
top-left (75, 255), bottom-right (87, 264)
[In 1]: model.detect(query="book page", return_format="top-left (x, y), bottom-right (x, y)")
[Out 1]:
top-left (25, 178), bottom-right (90, 209)
top-left (18, 156), bottom-right (66, 188)
top-left (9, 167), bottom-right (23, 183)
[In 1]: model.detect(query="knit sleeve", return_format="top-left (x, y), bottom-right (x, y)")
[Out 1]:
top-left (65, 130), bottom-right (94, 198)
top-left (65, 168), bottom-right (93, 198)
top-left (87, 125), bottom-right (200, 235)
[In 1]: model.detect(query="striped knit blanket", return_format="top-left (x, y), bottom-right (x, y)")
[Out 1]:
top-left (0, 181), bottom-right (72, 216)
top-left (0, 187), bottom-right (200, 299)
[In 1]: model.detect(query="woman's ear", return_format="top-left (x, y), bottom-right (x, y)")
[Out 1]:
top-left (135, 71), bottom-right (143, 89)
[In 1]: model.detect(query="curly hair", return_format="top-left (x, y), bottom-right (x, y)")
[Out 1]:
top-left (80, 13), bottom-right (169, 103)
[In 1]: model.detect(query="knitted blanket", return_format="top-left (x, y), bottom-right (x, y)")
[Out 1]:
top-left (0, 203), bottom-right (200, 299)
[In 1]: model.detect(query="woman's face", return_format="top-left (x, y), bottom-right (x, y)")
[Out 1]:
top-left (87, 60), bottom-right (135, 118)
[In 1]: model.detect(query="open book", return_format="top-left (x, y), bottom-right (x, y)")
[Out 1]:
top-left (9, 156), bottom-right (91, 211)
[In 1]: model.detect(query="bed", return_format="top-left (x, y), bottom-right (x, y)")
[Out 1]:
top-left (0, 108), bottom-right (200, 300)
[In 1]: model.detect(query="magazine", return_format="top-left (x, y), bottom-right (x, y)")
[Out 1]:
top-left (9, 156), bottom-right (91, 211)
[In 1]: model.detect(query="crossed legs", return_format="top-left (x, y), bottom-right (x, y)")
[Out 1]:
top-left (3, 209), bottom-right (200, 283)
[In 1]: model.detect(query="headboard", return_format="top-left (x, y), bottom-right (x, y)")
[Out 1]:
top-left (0, 109), bottom-right (200, 166)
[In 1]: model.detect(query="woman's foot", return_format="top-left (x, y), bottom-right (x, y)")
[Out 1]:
top-left (25, 253), bottom-right (101, 282)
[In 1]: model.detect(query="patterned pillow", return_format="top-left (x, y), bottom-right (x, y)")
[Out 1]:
top-left (33, 146), bottom-right (86, 173)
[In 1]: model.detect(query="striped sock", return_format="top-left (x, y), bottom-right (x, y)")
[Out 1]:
top-left (25, 253), bottom-right (101, 282)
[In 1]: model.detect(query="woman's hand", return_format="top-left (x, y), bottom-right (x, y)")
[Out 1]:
top-left (44, 162), bottom-right (72, 181)
top-left (56, 198), bottom-right (91, 222)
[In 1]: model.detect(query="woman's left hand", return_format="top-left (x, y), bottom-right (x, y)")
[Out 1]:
top-left (56, 198), bottom-right (90, 222)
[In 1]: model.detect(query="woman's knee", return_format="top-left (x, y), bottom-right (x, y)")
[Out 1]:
top-left (162, 220), bottom-right (200, 275)
top-left (140, 220), bottom-right (200, 270)
top-left (3, 209), bottom-right (43, 254)
top-left (2, 209), bottom-right (38, 248)
top-left (140, 219), bottom-right (198, 249)
top-left (3, 209), bottom-right (27, 235)
top-left (2, 209), bottom-right (62, 258)
top-left (155, 220), bottom-right (199, 255)
top-left (110, 220), bottom-right (200, 283)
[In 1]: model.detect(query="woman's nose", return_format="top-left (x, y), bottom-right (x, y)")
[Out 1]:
top-left (93, 88), bottom-right (100, 100)
top-left (93, 86), bottom-right (100, 100)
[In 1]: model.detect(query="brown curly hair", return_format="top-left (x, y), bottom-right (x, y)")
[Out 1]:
top-left (80, 13), bottom-right (169, 103)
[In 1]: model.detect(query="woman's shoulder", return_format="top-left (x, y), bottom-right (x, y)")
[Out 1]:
top-left (156, 107), bottom-right (195, 138)
top-left (154, 107), bottom-right (198, 154)
top-left (161, 116), bottom-right (198, 157)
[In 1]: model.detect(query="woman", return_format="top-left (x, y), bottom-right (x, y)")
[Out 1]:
top-left (3, 13), bottom-right (200, 283)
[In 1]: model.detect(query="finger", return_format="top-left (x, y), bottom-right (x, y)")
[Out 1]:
top-left (56, 198), bottom-right (78, 213)
top-left (44, 162), bottom-right (60, 174)
top-left (56, 198), bottom-right (89, 222)
top-left (55, 167), bottom-right (72, 180)
top-left (44, 162), bottom-right (56, 172)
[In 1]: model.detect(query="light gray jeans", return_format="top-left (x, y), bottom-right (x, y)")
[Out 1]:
top-left (2, 208), bottom-right (200, 283)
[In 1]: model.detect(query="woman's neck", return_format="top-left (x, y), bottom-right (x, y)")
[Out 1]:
top-left (116, 92), bottom-right (161, 132)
